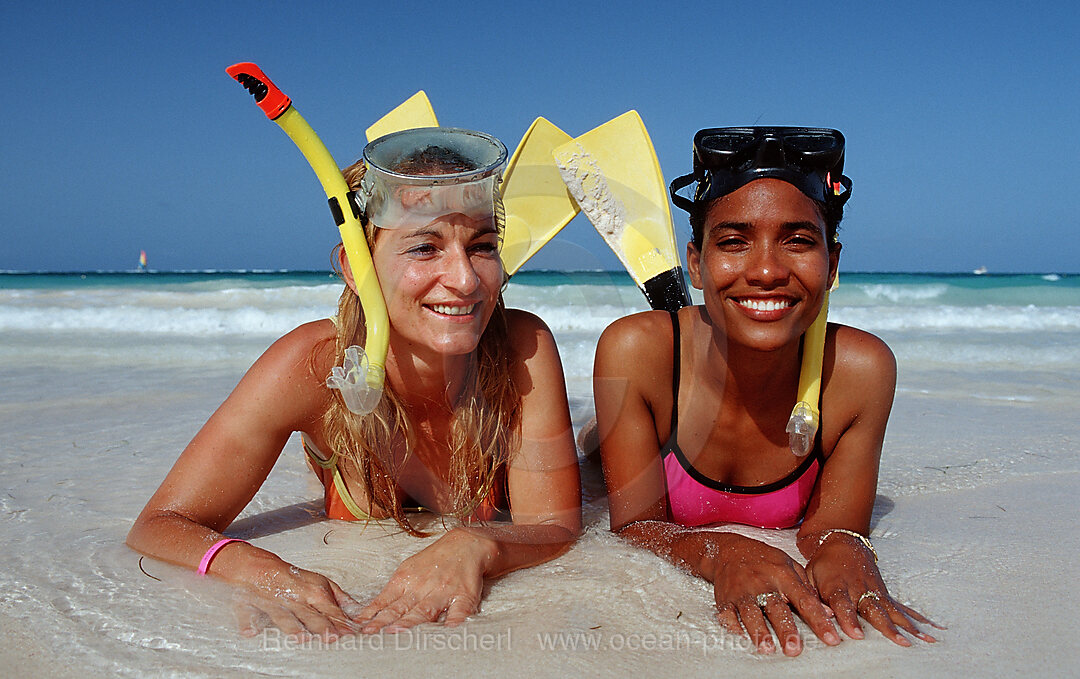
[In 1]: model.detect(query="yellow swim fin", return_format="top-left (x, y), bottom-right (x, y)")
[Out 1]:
top-left (365, 91), bottom-right (438, 142)
top-left (553, 111), bottom-right (690, 311)
top-left (500, 117), bottom-right (581, 275)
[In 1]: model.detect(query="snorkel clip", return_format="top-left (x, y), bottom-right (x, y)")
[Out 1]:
top-left (786, 401), bottom-right (818, 458)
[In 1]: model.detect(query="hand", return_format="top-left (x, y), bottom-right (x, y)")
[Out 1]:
top-left (231, 562), bottom-right (365, 640)
top-left (710, 533), bottom-right (841, 656)
top-left (806, 534), bottom-right (941, 646)
top-left (357, 528), bottom-right (494, 633)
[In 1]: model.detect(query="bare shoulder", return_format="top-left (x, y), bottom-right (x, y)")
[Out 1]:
top-left (823, 323), bottom-right (897, 432)
top-left (258, 319), bottom-right (337, 375)
top-left (595, 309), bottom-right (673, 372)
top-left (241, 319), bottom-right (336, 426)
top-left (505, 307), bottom-right (554, 341)
top-left (503, 307), bottom-right (559, 363)
top-left (827, 323), bottom-right (897, 385)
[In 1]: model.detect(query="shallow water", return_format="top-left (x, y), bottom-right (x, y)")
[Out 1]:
top-left (2, 271), bottom-right (1078, 676)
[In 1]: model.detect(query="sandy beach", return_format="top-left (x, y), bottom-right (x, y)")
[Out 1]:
top-left (2, 273), bottom-right (1078, 676)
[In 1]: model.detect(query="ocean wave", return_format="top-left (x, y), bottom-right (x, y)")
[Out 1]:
top-left (851, 283), bottom-right (949, 303)
top-left (0, 305), bottom-right (326, 337)
top-left (832, 305), bottom-right (1080, 332)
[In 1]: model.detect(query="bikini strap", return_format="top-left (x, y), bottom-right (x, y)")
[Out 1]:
top-left (669, 310), bottom-right (681, 431)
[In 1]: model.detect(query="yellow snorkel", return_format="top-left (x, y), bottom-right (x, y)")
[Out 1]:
top-left (786, 277), bottom-right (836, 457)
top-left (226, 62), bottom-right (387, 415)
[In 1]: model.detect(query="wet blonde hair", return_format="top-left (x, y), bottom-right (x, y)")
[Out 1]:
top-left (318, 158), bottom-right (520, 536)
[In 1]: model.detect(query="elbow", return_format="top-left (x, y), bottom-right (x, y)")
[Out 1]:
top-left (125, 507), bottom-right (191, 556)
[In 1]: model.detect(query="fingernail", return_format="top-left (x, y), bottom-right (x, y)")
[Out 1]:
top-left (824, 631), bottom-right (840, 645)
top-left (896, 635), bottom-right (912, 647)
top-left (851, 627), bottom-right (864, 640)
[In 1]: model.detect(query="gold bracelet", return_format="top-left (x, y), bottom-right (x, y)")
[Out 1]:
top-left (816, 528), bottom-right (878, 562)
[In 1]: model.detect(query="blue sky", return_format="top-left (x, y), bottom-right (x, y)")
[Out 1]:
top-left (2, 1), bottom-right (1077, 273)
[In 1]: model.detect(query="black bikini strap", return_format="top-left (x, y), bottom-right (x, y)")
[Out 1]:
top-left (670, 311), bottom-right (681, 430)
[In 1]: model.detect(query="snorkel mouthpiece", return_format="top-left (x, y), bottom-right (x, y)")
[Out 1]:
top-left (786, 401), bottom-right (818, 458)
top-left (326, 345), bottom-right (385, 416)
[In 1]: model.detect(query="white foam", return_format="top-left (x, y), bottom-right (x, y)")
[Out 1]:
top-left (832, 305), bottom-right (1080, 332)
top-left (854, 283), bottom-right (948, 303)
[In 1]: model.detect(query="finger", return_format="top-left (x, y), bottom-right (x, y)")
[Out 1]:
top-left (786, 587), bottom-right (841, 646)
top-left (762, 598), bottom-right (803, 657)
top-left (826, 590), bottom-right (864, 640)
top-left (330, 586), bottom-right (367, 624)
top-left (234, 602), bottom-right (271, 637)
top-left (893, 599), bottom-right (946, 630)
top-left (883, 600), bottom-right (937, 643)
top-left (791, 562), bottom-right (818, 596)
top-left (444, 595), bottom-right (479, 628)
top-left (307, 599), bottom-right (361, 638)
top-left (736, 602), bottom-right (775, 654)
top-left (357, 582), bottom-right (406, 622)
top-left (714, 602), bottom-right (747, 639)
top-left (305, 583), bottom-right (361, 636)
top-left (288, 602), bottom-right (344, 641)
top-left (859, 598), bottom-right (912, 647)
top-left (385, 599), bottom-right (446, 631)
top-left (264, 603), bottom-right (309, 639)
top-left (361, 599), bottom-right (413, 634)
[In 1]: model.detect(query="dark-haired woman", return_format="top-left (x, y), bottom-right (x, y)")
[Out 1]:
top-left (594, 128), bottom-right (937, 655)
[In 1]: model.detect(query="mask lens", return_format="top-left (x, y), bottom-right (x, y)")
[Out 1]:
top-left (698, 132), bottom-right (757, 167)
top-left (783, 133), bottom-right (842, 167)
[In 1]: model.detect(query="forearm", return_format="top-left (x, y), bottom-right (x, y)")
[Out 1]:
top-left (126, 510), bottom-right (286, 584)
top-left (617, 520), bottom-right (742, 582)
top-left (457, 523), bottom-right (578, 579)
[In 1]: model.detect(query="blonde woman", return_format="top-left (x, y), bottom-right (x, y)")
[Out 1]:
top-left (128, 128), bottom-right (581, 639)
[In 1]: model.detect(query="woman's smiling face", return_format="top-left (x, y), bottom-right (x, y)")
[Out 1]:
top-left (687, 178), bottom-right (839, 352)
top-left (369, 212), bottom-right (503, 360)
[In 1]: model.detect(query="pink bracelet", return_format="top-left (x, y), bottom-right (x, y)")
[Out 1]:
top-left (197, 538), bottom-right (247, 575)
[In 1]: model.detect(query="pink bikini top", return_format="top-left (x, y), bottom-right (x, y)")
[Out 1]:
top-left (660, 312), bottom-right (823, 529)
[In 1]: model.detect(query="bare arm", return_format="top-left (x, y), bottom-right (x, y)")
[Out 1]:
top-left (126, 321), bottom-right (362, 637)
top-left (796, 325), bottom-right (938, 644)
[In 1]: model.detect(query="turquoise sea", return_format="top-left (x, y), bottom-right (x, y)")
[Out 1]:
top-left (3, 268), bottom-right (1077, 401)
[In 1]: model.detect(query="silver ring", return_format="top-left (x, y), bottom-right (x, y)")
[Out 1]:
top-left (857, 591), bottom-right (882, 608)
top-left (755, 592), bottom-right (785, 607)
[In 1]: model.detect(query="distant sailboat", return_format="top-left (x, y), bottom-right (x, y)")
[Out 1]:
top-left (138, 250), bottom-right (148, 273)
top-left (973, 265), bottom-right (988, 275)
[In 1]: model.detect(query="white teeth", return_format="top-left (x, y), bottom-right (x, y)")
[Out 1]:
top-left (431, 304), bottom-right (476, 316)
top-left (738, 299), bottom-right (790, 312)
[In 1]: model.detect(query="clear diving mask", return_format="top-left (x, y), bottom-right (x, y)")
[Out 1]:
top-left (355, 127), bottom-right (508, 229)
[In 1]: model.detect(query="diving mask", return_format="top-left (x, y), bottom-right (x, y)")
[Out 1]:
top-left (356, 127), bottom-right (508, 229)
top-left (670, 127), bottom-right (852, 214)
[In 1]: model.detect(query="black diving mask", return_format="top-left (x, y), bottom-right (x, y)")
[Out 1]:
top-left (669, 127), bottom-right (852, 213)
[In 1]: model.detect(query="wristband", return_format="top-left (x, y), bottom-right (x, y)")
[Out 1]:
top-left (197, 538), bottom-right (248, 575)
top-left (816, 528), bottom-right (877, 562)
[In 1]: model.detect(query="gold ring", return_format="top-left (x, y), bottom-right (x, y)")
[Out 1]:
top-left (857, 591), bottom-right (882, 608)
